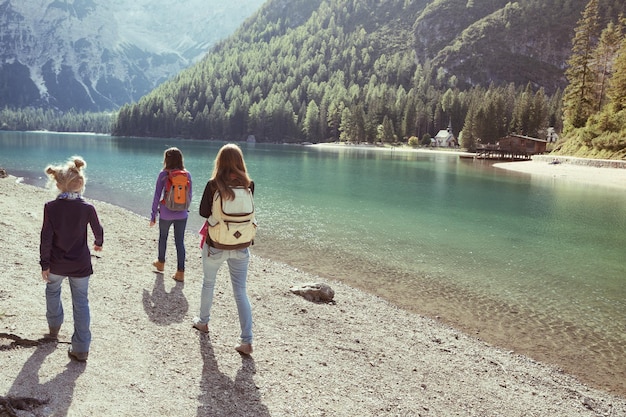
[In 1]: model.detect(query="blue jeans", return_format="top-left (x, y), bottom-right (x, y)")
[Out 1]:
top-left (158, 218), bottom-right (187, 271)
top-left (199, 244), bottom-right (253, 344)
top-left (46, 273), bottom-right (91, 353)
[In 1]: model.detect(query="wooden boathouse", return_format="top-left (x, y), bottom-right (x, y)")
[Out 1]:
top-left (475, 134), bottom-right (547, 160)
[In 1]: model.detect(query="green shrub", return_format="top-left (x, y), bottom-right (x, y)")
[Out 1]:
top-left (592, 132), bottom-right (626, 151)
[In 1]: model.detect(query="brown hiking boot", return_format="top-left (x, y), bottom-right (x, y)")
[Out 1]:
top-left (45, 326), bottom-right (60, 340)
top-left (172, 270), bottom-right (184, 282)
top-left (152, 260), bottom-right (165, 272)
top-left (235, 343), bottom-right (253, 355)
top-left (192, 319), bottom-right (209, 334)
top-left (68, 347), bottom-right (88, 362)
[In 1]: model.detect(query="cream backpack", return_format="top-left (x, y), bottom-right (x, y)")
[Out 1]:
top-left (207, 186), bottom-right (256, 248)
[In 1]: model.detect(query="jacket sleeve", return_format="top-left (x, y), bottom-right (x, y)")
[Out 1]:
top-left (151, 171), bottom-right (166, 222)
top-left (39, 203), bottom-right (53, 271)
top-left (199, 180), bottom-right (214, 219)
top-left (89, 205), bottom-right (104, 247)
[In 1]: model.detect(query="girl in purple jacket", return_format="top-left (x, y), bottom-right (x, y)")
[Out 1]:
top-left (150, 147), bottom-right (192, 282)
top-left (40, 156), bottom-right (103, 362)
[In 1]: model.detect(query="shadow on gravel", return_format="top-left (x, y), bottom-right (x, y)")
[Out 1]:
top-left (197, 334), bottom-right (269, 417)
top-left (1, 336), bottom-right (85, 416)
top-left (142, 272), bottom-right (189, 325)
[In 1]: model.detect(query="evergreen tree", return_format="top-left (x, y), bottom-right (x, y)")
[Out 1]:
top-left (377, 115), bottom-right (396, 143)
top-left (339, 107), bottom-right (355, 142)
top-left (563, 0), bottom-right (600, 131)
top-left (353, 104), bottom-right (368, 143)
top-left (461, 96), bottom-right (479, 151)
top-left (592, 21), bottom-right (624, 111)
top-left (327, 101), bottom-right (343, 142)
top-left (303, 100), bottom-right (320, 141)
top-left (512, 84), bottom-right (533, 135)
top-left (607, 30), bottom-right (626, 111)
top-left (531, 88), bottom-right (549, 137)
top-left (401, 94), bottom-right (418, 140)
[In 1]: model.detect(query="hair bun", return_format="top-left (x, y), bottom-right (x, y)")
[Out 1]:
top-left (73, 157), bottom-right (86, 169)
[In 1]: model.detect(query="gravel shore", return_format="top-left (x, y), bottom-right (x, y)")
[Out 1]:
top-left (1, 175), bottom-right (625, 416)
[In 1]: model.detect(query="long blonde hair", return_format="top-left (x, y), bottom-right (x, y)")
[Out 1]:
top-left (211, 144), bottom-right (252, 200)
top-left (45, 156), bottom-right (87, 193)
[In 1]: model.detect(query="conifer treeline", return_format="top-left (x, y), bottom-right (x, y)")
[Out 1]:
top-left (111, 0), bottom-right (566, 149)
top-left (0, 107), bottom-right (113, 133)
top-left (2, 0), bottom-right (624, 159)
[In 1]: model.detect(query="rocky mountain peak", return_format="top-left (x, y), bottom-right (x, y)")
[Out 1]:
top-left (0, 0), bottom-right (264, 111)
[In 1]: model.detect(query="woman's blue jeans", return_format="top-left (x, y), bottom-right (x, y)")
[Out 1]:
top-left (199, 244), bottom-right (253, 344)
top-left (46, 273), bottom-right (91, 353)
top-left (158, 218), bottom-right (187, 271)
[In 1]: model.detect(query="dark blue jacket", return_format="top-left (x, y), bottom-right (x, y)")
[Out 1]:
top-left (40, 198), bottom-right (104, 277)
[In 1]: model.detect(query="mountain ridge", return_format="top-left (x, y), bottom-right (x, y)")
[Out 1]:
top-left (0, 0), bottom-right (265, 111)
top-left (112, 0), bottom-right (626, 142)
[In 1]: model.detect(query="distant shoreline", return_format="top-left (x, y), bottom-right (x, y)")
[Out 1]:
top-left (309, 141), bottom-right (474, 157)
top-left (493, 158), bottom-right (626, 190)
top-left (312, 142), bottom-right (626, 190)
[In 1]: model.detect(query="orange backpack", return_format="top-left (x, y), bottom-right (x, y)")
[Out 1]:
top-left (162, 170), bottom-right (190, 211)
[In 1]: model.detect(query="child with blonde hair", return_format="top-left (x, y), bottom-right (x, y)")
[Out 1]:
top-left (40, 156), bottom-right (103, 362)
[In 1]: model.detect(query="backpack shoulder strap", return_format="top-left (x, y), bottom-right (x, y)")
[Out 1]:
top-left (168, 169), bottom-right (187, 177)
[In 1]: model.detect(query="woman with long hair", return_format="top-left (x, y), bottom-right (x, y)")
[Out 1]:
top-left (194, 144), bottom-right (255, 355)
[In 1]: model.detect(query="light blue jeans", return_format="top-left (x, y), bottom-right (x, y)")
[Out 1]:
top-left (158, 218), bottom-right (187, 271)
top-left (199, 244), bottom-right (253, 344)
top-left (46, 273), bottom-right (91, 353)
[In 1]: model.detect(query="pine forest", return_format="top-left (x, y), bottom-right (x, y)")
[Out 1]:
top-left (2, 0), bottom-right (625, 159)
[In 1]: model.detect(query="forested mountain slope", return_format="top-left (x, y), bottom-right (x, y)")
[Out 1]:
top-left (113, 0), bottom-right (625, 143)
top-left (416, 0), bottom-right (624, 92)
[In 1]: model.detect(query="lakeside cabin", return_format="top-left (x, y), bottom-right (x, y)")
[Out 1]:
top-left (476, 134), bottom-right (547, 160)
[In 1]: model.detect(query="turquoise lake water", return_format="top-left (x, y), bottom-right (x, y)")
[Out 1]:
top-left (1, 131), bottom-right (625, 393)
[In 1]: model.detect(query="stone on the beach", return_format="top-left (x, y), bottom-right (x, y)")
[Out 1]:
top-left (290, 282), bottom-right (335, 303)
top-left (0, 168), bottom-right (7, 178)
